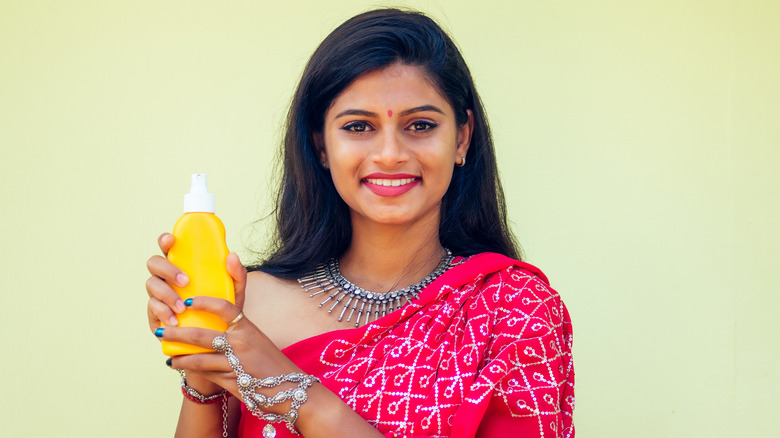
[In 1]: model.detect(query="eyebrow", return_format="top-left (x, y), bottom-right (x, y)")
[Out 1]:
top-left (399, 105), bottom-right (446, 117)
top-left (333, 105), bottom-right (446, 119)
top-left (334, 109), bottom-right (379, 119)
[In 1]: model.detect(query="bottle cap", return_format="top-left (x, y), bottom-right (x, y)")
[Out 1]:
top-left (183, 173), bottom-right (215, 213)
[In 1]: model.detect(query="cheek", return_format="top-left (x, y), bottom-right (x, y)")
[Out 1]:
top-left (439, 167), bottom-right (456, 191)
top-left (327, 160), bottom-right (351, 187)
top-left (326, 146), bottom-right (360, 177)
top-left (324, 154), bottom-right (362, 202)
top-left (420, 155), bottom-right (456, 191)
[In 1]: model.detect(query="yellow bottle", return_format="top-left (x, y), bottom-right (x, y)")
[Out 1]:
top-left (162, 173), bottom-right (235, 356)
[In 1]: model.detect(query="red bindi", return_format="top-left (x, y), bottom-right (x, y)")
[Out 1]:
top-left (387, 109), bottom-right (393, 118)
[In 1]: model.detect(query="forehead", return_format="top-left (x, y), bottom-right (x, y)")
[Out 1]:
top-left (328, 64), bottom-right (453, 115)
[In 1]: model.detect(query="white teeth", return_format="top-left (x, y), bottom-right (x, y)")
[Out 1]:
top-left (365, 178), bottom-right (416, 187)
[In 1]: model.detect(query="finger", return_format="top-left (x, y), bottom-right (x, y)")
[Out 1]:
top-left (147, 254), bottom-right (189, 289)
top-left (156, 325), bottom-right (225, 350)
top-left (145, 274), bottom-right (186, 314)
top-left (227, 252), bottom-right (247, 309)
top-left (171, 353), bottom-right (232, 373)
top-left (158, 232), bottom-right (174, 257)
top-left (185, 296), bottom-right (241, 324)
top-left (148, 296), bottom-right (179, 330)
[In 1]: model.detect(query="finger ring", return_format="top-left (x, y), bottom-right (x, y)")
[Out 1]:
top-left (228, 311), bottom-right (244, 326)
top-left (212, 335), bottom-right (229, 352)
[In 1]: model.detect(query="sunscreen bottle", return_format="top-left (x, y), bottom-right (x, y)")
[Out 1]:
top-left (162, 173), bottom-right (235, 356)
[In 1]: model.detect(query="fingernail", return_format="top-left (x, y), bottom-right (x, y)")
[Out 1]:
top-left (165, 357), bottom-right (173, 368)
top-left (155, 328), bottom-right (164, 338)
top-left (184, 298), bottom-right (193, 307)
top-left (168, 315), bottom-right (179, 326)
top-left (175, 299), bottom-right (186, 313)
top-left (177, 273), bottom-right (189, 286)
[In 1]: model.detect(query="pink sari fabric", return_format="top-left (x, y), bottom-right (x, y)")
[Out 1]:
top-left (239, 253), bottom-right (574, 438)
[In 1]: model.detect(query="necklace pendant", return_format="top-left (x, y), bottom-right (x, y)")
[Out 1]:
top-left (327, 293), bottom-right (345, 313)
top-left (300, 249), bottom-right (454, 327)
top-left (363, 302), bottom-right (374, 326)
top-left (262, 424), bottom-right (277, 438)
top-left (346, 302), bottom-right (358, 322)
top-left (338, 297), bottom-right (354, 321)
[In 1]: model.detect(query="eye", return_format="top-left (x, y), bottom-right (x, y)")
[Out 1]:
top-left (341, 121), bottom-right (374, 133)
top-left (408, 121), bottom-right (438, 132)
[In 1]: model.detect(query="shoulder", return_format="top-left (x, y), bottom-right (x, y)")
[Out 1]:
top-left (243, 270), bottom-right (299, 324)
top-left (243, 269), bottom-right (348, 349)
top-left (244, 270), bottom-right (300, 315)
top-left (246, 269), bottom-right (295, 295)
top-left (459, 254), bottom-right (569, 337)
top-left (242, 271), bottom-right (303, 347)
top-left (458, 252), bottom-right (556, 300)
top-left (486, 262), bottom-right (561, 309)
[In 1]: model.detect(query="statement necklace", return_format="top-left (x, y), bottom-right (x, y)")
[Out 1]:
top-left (298, 249), bottom-right (454, 327)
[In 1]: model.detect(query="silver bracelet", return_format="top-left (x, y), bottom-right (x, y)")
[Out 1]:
top-left (177, 370), bottom-right (230, 438)
top-left (212, 335), bottom-right (319, 436)
top-left (179, 370), bottom-right (227, 403)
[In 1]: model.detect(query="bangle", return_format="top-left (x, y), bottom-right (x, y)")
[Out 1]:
top-left (181, 382), bottom-right (229, 405)
top-left (179, 371), bottom-right (228, 405)
top-left (176, 370), bottom-right (231, 437)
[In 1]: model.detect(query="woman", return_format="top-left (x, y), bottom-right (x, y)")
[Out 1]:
top-left (146, 9), bottom-right (574, 438)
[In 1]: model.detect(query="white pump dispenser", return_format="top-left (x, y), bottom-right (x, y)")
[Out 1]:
top-left (183, 173), bottom-right (215, 213)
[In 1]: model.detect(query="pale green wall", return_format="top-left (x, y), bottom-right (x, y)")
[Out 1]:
top-left (1, 0), bottom-right (777, 436)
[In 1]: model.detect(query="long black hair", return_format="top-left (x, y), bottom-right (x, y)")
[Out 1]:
top-left (252, 8), bottom-right (520, 278)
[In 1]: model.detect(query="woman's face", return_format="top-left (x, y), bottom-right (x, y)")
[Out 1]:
top-left (316, 63), bottom-right (472, 229)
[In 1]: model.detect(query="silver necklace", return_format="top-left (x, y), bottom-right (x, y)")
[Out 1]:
top-left (298, 249), bottom-right (454, 327)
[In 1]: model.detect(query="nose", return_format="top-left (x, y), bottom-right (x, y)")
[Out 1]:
top-left (371, 129), bottom-right (409, 167)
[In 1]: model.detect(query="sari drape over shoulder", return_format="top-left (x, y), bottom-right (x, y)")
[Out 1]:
top-left (239, 253), bottom-right (574, 438)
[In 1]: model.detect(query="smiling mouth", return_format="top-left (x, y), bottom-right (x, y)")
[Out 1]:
top-left (363, 177), bottom-right (419, 186)
top-left (362, 176), bottom-right (421, 197)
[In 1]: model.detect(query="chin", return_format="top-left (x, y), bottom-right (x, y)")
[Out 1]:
top-left (352, 203), bottom-right (440, 228)
top-left (370, 215), bottom-right (415, 226)
top-left (355, 208), bottom-right (415, 226)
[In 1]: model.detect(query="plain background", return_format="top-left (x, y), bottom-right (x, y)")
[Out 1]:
top-left (1, 0), bottom-right (778, 436)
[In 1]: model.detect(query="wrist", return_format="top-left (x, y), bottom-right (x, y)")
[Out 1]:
top-left (179, 371), bottom-right (224, 401)
top-left (295, 383), bottom-right (350, 432)
top-left (295, 383), bottom-right (385, 437)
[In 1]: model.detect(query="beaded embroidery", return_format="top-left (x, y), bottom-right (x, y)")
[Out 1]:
top-left (244, 256), bottom-right (574, 438)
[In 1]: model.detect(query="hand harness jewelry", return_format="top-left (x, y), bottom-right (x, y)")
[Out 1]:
top-left (298, 248), bottom-right (454, 327)
top-left (212, 335), bottom-right (319, 437)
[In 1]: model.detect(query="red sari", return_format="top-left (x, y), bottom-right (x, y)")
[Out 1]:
top-left (239, 253), bottom-right (574, 437)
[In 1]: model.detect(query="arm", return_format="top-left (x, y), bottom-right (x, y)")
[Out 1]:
top-left (159, 297), bottom-right (385, 438)
top-left (451, 267), bottom-right (575, 438)
top-left (147, 233), bottom-right (384, 437)
top-left (174, 391), bottom-right (240, 438)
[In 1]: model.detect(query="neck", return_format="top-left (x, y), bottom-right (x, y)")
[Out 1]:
top-left (339, 212), bottom-right (445, 293)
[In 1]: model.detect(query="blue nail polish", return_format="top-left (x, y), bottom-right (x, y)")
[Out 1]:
top-left (165, 357), bottom-right (173, 367)
top-left (184, 298), bottom-right (193, 306)
top-left (155, 328), bottom-right (164, 338)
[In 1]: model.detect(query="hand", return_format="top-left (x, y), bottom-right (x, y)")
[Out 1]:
top-left (145, 232), bottom-right (247, 333)
top-left (157, 297), bottom-right (301, 412)
top-left (158, 291), bottom-right (386, 438)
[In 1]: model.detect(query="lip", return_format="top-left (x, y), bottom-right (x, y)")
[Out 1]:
top-left (363, 173), bottom-right (417, 179)
top-left (362, 173), bottom-right (420, 197)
